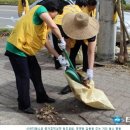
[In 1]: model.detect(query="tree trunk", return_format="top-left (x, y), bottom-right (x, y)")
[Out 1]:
top-left (97, 0), bottom-right (115, 61)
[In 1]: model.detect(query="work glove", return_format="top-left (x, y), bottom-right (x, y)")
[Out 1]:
top-left (86, 69), bottom-right (93, 80)
top-left (83, 69), bottom-right (94, 88)
top-left (58, 37), bottom-right (66, 50)
top-left (57, 55), bottom-right (69, 70)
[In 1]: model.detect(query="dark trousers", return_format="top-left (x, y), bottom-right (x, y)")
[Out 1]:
top-left (8, 54), bottom-right (48, 109)
top-left (70, 40), bottom-right (88, 72)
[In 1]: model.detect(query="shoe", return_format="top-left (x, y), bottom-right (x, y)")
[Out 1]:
top-left (60, 85), bottom-right (72, 95)
top-left (19, 107), bottom-right (36, 114)
top-left (37, 97), bottom-right (55, 103)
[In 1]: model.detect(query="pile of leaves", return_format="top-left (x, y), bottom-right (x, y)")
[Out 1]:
top-left (36, 103), bottom-right (75, 125)
top-left (0, 29), bottom-right (11, 38)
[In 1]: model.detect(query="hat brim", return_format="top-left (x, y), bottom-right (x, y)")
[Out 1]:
top-left (62, 13), bottom-right (99, 40)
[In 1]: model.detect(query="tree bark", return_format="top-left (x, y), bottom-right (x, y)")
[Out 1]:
top-left (97, 0), bottom-right (116, 61)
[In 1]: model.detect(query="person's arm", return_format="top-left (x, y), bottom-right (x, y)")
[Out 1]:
top-left (45, 38), bottom-right (59, 58)
top-left (86, 36), bottom-right (97, 80)
top-left (83, 40), bottom-right (96, 86)
top-left (45, 38), bottom-right (69, 69)
top-left (40, 13), bottom-right (63, 40)
top-left (87, 40), bottom-right (96, 70)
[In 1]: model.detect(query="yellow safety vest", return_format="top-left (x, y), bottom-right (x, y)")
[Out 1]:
top-left (54, 5), bottom-right (82, 25)
top-left (81, 6), bottom-right (96, 18)
top-left (8, 5), bottom-right (48, 55)
top-left (113, 0), bottom-right (119, 23)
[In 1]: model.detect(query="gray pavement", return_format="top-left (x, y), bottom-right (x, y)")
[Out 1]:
top-left (0, 38), bottom-right (130, 125)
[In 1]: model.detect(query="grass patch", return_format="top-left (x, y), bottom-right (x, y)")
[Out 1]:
top-left (0, 0), bottom-right (35, 5)
top-left (124, 4), bottom-right (130, 10)
top-left (0, 0), bottom-right (17, 5)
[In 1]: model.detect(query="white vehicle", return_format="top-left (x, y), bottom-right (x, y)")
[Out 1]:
top-left (30, 0), bottom-right (74, 8)
top-left (116, 11), bottom-right (130, 45)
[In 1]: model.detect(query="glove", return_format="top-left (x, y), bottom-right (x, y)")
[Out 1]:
top-left (57, 55), bottom-right (69, 70)
top-left (83, 69), bottom-right (93, 80)
top-left (58, 37), bottom-right (66, 50)
top-left (83, 69), bottom-right (94, 88)
top-left (87, 69), bottom-right (93, 80)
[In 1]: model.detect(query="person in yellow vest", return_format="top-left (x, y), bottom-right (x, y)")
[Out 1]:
top-left (18, 0), bottom-right (30, 17)
top-left (68, 0), bottom-right (97, 72)
top-left (113, 0), bottom-right (118, 24)
top-left (52, 0), bottom-right (85, 70)
top-left (81, 0), bottom-right (97, 17)
top-left (62, 12), bottom-right (99, 92)
top-left (55, 0), bottom-right (97, 94)
top-left (5, 0), bottom-right (68, 114)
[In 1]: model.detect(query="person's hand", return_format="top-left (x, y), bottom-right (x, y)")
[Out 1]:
top-left (58, 37), bottom-right (66, 50)
top-left (57, 55), bottom-right (69, 70)
top-left (83, 79), bottom-right (94, 88)
top-left (82, 69), bottom-right (94, 88)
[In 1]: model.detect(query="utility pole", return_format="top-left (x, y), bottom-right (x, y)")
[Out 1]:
top-left (97, 0), bottom-right (116, 61)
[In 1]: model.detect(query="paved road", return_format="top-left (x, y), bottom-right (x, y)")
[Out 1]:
top-left (0, 5), bottom-right (18, 28)
top-left (0, 37), bottom-right (130, 125)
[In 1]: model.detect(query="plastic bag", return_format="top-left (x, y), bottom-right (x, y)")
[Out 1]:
top-left (65, 73), bottom-right (115, 110)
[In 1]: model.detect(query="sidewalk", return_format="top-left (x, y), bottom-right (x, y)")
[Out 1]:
top-left (0, 38), bottom-right (130, 125)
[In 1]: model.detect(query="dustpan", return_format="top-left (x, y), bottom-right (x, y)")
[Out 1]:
top-left (63, 49), bottom-right (81, 83)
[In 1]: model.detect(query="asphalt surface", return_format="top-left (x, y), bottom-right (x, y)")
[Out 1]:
top-left (0, 5), bottom-right (18, 28)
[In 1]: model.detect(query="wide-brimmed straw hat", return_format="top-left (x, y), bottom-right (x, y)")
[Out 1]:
top-left (62, 12), bottom-right (99, 40)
